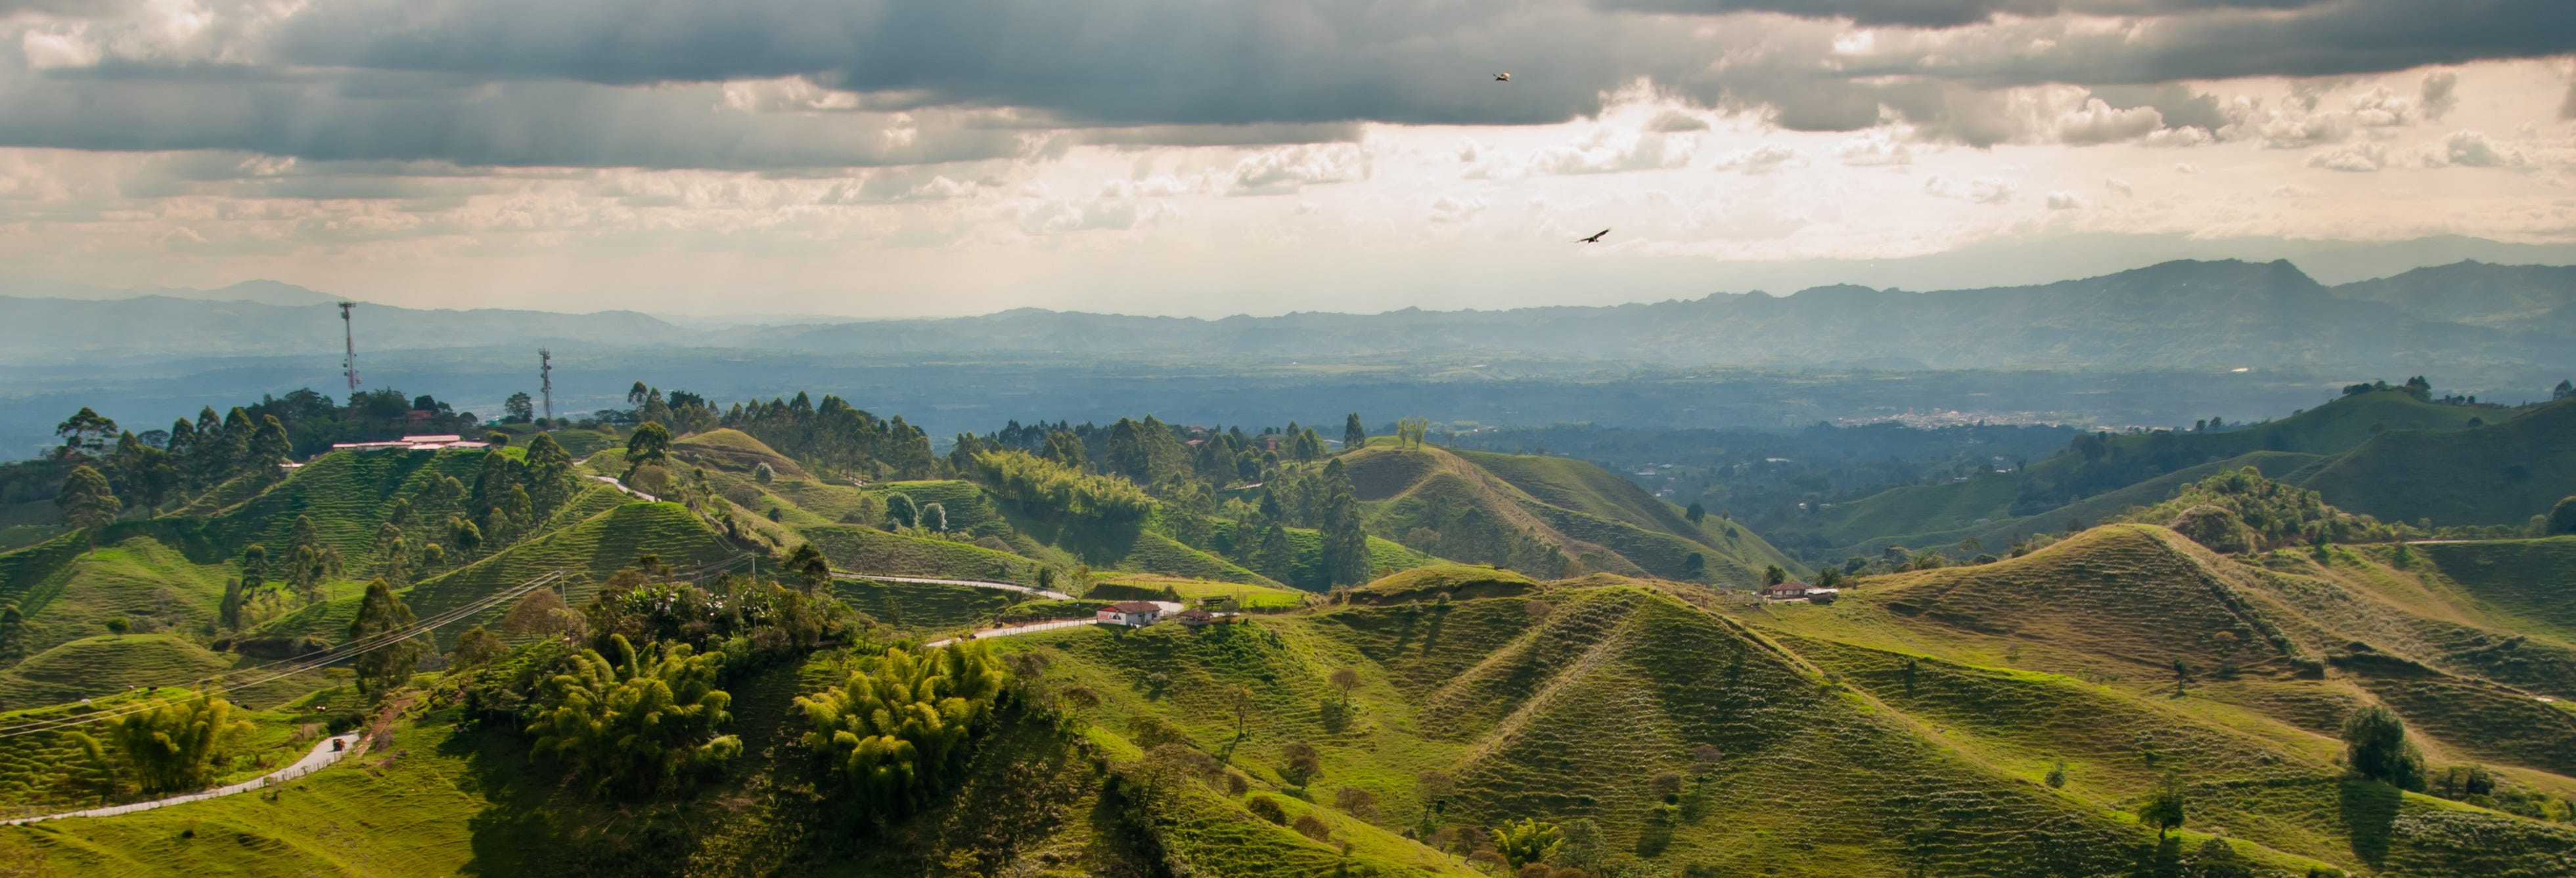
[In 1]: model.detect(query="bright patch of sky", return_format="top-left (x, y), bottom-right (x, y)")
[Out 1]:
top-left (0, 0), bottom-right (2571, 317)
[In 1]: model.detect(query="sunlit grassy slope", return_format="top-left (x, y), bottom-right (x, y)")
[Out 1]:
top-left (1345, 445), bottom-right (1799, 586)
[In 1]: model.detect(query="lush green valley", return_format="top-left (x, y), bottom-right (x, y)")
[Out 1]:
top-left (0, 380), bottom-right (2569, 877)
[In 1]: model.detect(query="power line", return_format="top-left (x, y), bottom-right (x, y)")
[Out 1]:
top-left (0, 571), bottom-right (564, 740)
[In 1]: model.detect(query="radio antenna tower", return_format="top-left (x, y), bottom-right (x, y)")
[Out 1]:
top-left (338, 302), bottom-right (361, 393)
top-left (539, 349), bottom-right (554, 426)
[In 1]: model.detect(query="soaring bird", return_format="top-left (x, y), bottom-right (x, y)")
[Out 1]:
top-left (1575, 229), bottom-right (1610, 244)
top-left (1494, 72), bottom-right (1511, 82)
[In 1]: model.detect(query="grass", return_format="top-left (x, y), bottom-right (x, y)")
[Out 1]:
top-left (1346, 445), bottom-right (1801, 586)
top-left (1089, 576), bottom-right (1309, 610)
top-left (797, 524), bottom-right (1035, 582)
top-left (830, 577), bottom-right (1017, 634)
top-left (2416, 536), bottom-right (2576, 641)
top-left (2299, 398), bottom-right (2576, 527)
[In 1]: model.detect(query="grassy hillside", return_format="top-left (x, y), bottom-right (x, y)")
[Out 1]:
top-left (1346, 445), bottom-right (1798, 586)
top-left (798, 523), bottom-right (1035, 582)
top-left (2299, 399), bottom-right (2576, 527)
top-left (1745, 526), bottom-right (2576, 872)
top-left (1778, 389), bottom-right (2490, 560)
top-left (2414, 537), bottom-right (2576, 642)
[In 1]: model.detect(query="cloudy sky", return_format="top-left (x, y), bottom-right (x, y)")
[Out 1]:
top-left (1, 0), bottom-right (2573, 318)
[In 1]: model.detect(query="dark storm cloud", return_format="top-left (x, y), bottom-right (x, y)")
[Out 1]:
top-left (1852, 0), bottom-right (2576, 85)
top-left (1, 0), bottom-right (2566, 169)
top-left (0, 68), bottom-right (1029, 168)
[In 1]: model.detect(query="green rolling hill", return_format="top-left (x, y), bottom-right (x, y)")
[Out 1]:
top-left (1346, 443), bottom-right (1800, 586)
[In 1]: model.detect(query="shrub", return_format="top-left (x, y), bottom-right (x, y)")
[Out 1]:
top-left (1291, 812), bottom-right (1332, 841)
top-left (1491, 818), bottom-right (1562, 868)
top-left (1246, 794), bottom-right (1289, 825)
top-left (2341, 705), bottom-right (2427, 790)
top-left (796, 643), bottom-right (1008, 816)
top-left (971, 449), bottom-right (1152, 525)
top-left (103, 695), bottom-right (252, 794)
top-left (2167, 504), bottom-right (2255, 554)
top-left (530, 634), bottom-right (740, 798)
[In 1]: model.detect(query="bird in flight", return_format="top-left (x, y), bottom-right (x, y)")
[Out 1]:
top-left (1575, 229), bottom-right (1610, 244)
top-left (1494, 72), bottom-right (1511, 82)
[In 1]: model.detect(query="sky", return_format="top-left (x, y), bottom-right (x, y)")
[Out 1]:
top-left (1, 0), bottom-right (2573, 318)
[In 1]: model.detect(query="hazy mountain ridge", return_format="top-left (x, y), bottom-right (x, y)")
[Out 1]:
top-left (12, 258), bottom-right (2573, 368)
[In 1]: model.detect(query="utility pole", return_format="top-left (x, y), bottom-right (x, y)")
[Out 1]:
top-left (338, 302), bottom-right (360, 393)
top-left (539, 349), bottom-right (554, 427)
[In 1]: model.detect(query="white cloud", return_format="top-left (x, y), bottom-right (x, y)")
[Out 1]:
top-left (1836, 130), bottom-right (1914, 166)
top-left (1428, 194), bottom-right (1485, 224)
top-left (2104, 177), bottom-right (2132, 195)
top-left (2307, 141), bottom-right (2387, 172)
top-left (1712, 144), bottom-right (1804, 175)
top-left (2420, 70), bottom-right (2460, 121)
top-left (2429, 130), bottom-right (2525, 168)
top-left (1646, 111), bottom-right (1710, 133)
top-left (2138, 126), bottom-right (2215, 148)
top-left (2053, 99), bottom-right (2163, 144)
top-left (1924, 175), bottom-right (2014, 204)
top-left (2045, 190), bottom-right (2084, 210)
top-left (1230, 144), bottom-right (1368, 196)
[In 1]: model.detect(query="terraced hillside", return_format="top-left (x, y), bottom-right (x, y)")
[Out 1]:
top-left (1345, 444), bottom-right (1799, 586)
top-left (1779, 389), bottom-right (2498, 559)
top-left (2298, 399), bottom-right (2576, 527)
top-left (1750, 524), bottom-right (2576, 873)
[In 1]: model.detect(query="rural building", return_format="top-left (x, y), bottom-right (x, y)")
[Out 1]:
top-left (1097, 601), bottom-right (1164, 627)
top-left (1761, 581), bottom-right (1815, 602)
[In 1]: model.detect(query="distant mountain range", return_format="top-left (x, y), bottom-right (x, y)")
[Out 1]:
top-left (8, 259), bottom-right (2572, 369)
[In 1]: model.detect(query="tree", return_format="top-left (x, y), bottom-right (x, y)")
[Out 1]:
top-left (501, 588), bottom-right (578, 640)
top-left (624, 421), bottom-right (671, 479)
top-left (503, 391), bottom-right (535, 424)
top-left (1257, 523), bottom-right (1295, 584)
top-left (1549, 818), bottom-right (1607, 873)
top-left (1223, 683), bottom-right (1254, 741)
top-left (104, 695), bottom-right (252, 795)
top-left (918, 501), bottom-right (947, 532)
top-left (2139, 774), bottom-right (2187, 839)
top-left (533, 634), bottom-right (741, 798)
top-left (1682, 552), bottom-right (1706, 579)
top-left (2046, 758), bottom-right (2068, 789)
top-left (1041, 429), bottom-right (1087, 470)
top-left (2550, 495), bottom-right (2576, 536)
top-left (796, 644), bottom-right (1006, 815)
top-left (1344, 413), bottom-right (1367, 452)
top-left (55, 465), bottom-right (120, 546)
top-left (219, 579), bottom-right (245, 630)
top-left (1318, 459), bottom-right (1370, 586)
top-left (1762, 565), bottom-right (1788, 586)
top-left (884, 492), bottom-right (918, 529)
top-left (1280, 739), bottom-right (1323, 786)
top-left (1685, 502), bottom-right (1706, 524)
top-left (449, 626), bottom-right (507, 668)
top-left (1491, 818), bottom-right (1563, 868)
top-left (2341, 705), bottom-right (2426, 790)
top-left (753, 462), bottom-right (775, 484)
top-left (2556, 379), bottom-right (2574, 401)
top-left (248, 415), bottom-right (293, 472)
top-left (1328, 667), bottom-right (1363, 706)
top-left (787, 543), bottom-right (832, 594)
top-left (1395, 416), bottom-right (1431, 449)
top-left (348, 578), bottom-right (423, 699)
top-left (54, 407), bottom-right (119, 460)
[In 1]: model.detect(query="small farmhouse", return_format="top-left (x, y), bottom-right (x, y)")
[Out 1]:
top-left (1096, 600), bottom-right (1164, 627)
top-left (1760, 581), bottom-right (1815, 602)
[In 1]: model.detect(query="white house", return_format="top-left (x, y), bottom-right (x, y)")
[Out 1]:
top-left (1096, 600), bottom-right (1164, 627)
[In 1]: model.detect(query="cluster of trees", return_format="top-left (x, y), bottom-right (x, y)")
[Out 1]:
top-left (62, 694), bottom-right (256, 801)
top-left (2133, 467), bottom-right (2415, 551)
top-left (794, 643), bottom-right (1010, 819)
top-left (530, 634), bottom-right (742, 798)
top-left (721, 391), bottom-right (938, 481)
top-left (970, 450), bottom-right (1153, 527)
